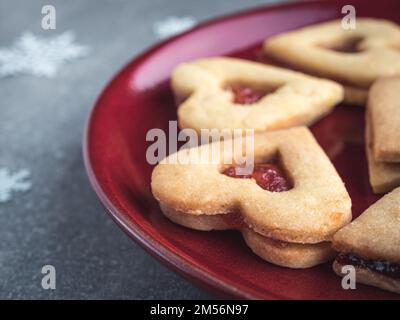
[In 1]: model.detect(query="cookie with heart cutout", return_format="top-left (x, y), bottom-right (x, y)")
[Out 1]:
top-left (171, 57), bottom-right (343, 133)
top-left (264, 18), bottom-right (400, 106)
top-left (151, 126), bottom-right (352, 268)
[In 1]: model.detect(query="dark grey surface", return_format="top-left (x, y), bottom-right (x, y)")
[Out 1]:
top-left (0, 0), bottom-right (287, 299)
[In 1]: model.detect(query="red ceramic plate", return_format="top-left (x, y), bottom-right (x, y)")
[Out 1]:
top-left (84, 0), bottom-right (400, 299)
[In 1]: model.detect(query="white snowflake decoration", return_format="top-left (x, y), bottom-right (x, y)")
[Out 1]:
top-left (153, 16), bottom-right (197, 39)
top-left (0, 168), bottom-right (32, 203)
top-left (0, 31), bottom-right (89, 78)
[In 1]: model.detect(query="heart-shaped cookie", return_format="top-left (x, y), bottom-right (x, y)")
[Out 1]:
top-left (172, 57), bottom-right (343, 132)
top-left (264, 18), bottom-right (400, 105)
top-left (151, 127), bottom-right (352, 268)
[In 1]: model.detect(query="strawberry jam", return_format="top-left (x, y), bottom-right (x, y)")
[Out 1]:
top-left (230, 87), bottom-right (267, 105)
top-left (222, 163), bottom-right (291, 192)
top-left (337, 253), bottom-right (400, 279)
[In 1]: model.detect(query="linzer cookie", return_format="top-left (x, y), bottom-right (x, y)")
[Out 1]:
top-left (171, 57), bottom-right (343, 133)
top-left (366, 119), bottom-right (400, 193)
top-left (264, 18), bottom-right (400, 105)
top-left (368, 77), bottom-right (400, 162)
top-left (366, 77), bottom-right (400, 193)
top-left (151, 127), bottom-right (352, 268)
top-left (333, 187), bottom-right (400, 294)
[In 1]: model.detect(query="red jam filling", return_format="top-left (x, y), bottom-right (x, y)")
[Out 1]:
top-left (337, 253), bottom-right (400, 279)
top-left (222, 163), bottom-right (291, 192)
top-left (230, 86), bottom-right (267, 105)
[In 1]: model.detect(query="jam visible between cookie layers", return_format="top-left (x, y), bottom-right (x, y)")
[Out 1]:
top-left (229, 86), bottom-right (270, 105)
top-left (337, 253), bottom-right (400, 279)
top-left (222, 163), bottom-right (292, 192)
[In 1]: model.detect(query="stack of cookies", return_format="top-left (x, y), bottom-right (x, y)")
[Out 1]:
top-left (365, 77), bottom-right (400, 193)
top-left (150, 18), bottom-right (400, 294)
top-left (152, 127), bottom-right (352, 269)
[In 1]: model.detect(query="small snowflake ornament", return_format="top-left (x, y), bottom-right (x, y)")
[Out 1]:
top-left (0, 31), bottom-right (89, 78)
top-left (153, 16), bottom-right (197, 39)
top-left (0, 168), bottom-right (32, 203)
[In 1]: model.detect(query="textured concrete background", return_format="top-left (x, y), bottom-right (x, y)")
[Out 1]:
top-left (0, 0), bottom-right (287, 299)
